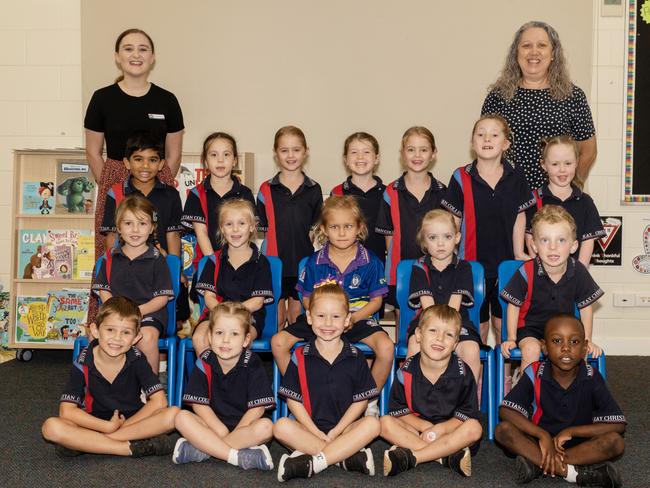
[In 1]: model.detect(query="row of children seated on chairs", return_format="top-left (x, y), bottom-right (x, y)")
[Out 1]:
top-left (41, 189), bottom-right (625, 486)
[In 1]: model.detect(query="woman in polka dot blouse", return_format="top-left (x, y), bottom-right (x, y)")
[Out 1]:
top-left (481, 21), bottom-right (597, 190)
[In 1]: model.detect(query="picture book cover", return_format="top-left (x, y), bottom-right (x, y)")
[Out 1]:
top-left (22, 181), bottom-right (55, 215)
top-left (182, 233), bottom-right (196, 278)
top-left (44, 289), bottom-right (89, 343)
top-left (0, 291), bottom-right (9, 349)
top-left (73, 234), bottom-right (95, 280)
top-left (14, 295), bottom-right (49, 344)
top-left (18, 229), bottom-right (93, 280)
top-left (55, 160), bottom-right (96, 214)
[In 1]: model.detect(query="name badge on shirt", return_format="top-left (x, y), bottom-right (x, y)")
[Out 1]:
top-left (148, 113), bottom-right (165, 120)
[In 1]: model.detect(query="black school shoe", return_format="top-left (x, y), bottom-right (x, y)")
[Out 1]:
top-left (514, 455), bottom-right (542, 484)
top-left (383, 446), bottom-right (417, 477)
top-left (576, 462), bottom-right (622, 488)
top-left (277, 453), bottom-right (313, 482)
top-left (130, 434), bottom-right (174, 457)
top-left (442, 447), bottom-right (472, 477)
top-left (340, 448), bottom-right (375, 476)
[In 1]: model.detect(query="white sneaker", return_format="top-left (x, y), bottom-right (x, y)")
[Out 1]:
top-left (365, 399), bottom-right (379, 417)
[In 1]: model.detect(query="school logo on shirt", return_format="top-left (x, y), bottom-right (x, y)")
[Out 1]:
top-left (148, 113), bottom-right (165, 120)
top-left (349, 274), bottom-right (361, 289)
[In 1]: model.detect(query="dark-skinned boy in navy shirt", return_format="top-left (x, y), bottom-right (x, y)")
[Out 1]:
top-left (42, 297), bottom-right (179, 458)
top-left (274, 283), bottom-right (381, 482)
top-left (381, 304), bottom-right (482, 478)
top-left (495, 314), bottom-right (625, 487)
top-left (172, 302), bottom-right (275, 470)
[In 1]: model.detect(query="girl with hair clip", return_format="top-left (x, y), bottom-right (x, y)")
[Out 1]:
top-left (92, 194), bottom-right (174, 374)
top-left (192, 199), bottom-right (274, 355)
top-left (525, 135), bottom-right (605, 267)
top-left (272, 195), bottom-right (392, 417)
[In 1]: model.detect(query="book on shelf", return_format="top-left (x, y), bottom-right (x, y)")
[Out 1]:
top-left (18, 229), bottom-right (94, 280)
top-left (22, 181), bottom-right (55, 215)
top-left (73, 234), bottom-right (95, 280)
top-left (14, 290), bottom-right (88, 345)
top-left (55, 160), bottom-right (96, 214)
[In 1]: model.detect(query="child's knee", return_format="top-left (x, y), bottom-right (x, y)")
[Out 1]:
top-left (163, 406), bottom-right (180, 427)
top-left (494, 421), bottom-right (516, 445)
top-left (464, 419), bottom-right (483, 443)
top-left (253, 418), bottom-right (274, 439)
top-left (140, 328), bottom-right (159, 349)
top-left (379, 415), bottom-right (397, 436)
top-left (374, 334), bottom-right (395, 359)
top-left (41, 417), bottom-right (64, 442)
top-left (359, 416), bottom-right (381, 437)
top-left (174, 409), bottom-right (194, 430)
top-left (598, 431), bottom-right (625, 458)
top-left (272, 417), bottom-right (293, 438)
top-left (271, 331), bottom-right (294, 353)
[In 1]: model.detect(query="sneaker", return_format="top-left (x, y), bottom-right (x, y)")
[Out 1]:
top-left (277, 453), bottom-right (313, 482)
top-left (341, 448), bottom-right (375, 476)
top-left (54, 444), bottom-right (83, 457)
top-left (365, 399), bottom-right (380, 417)
top-left (443, 447), bottom-right (472, 477)
top-left (238, 444), bottom-right (274, 471)
top-left (172, 437), bottom-right (210, 464)
top-left (576, 462), bottom-right (622, 488)
top-left (514, 455), bottom-right (542, 484)
top-left (130, 435), bottom-right (174, 457)
top-left (383, 446), bottom-right (416, 477)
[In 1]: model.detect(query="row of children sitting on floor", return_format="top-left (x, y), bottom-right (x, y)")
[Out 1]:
top-left (93, 117), bottom-right (606, 383)
top-left (42, 289), bottom-right (625, 487)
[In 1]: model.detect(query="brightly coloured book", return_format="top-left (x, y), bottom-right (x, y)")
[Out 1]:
top-left (14, 296), bottom-right (49, 343)
top-left (22, 181), bottom-right (54, 215)
top-left (55, 160), bottom-right (96, 214)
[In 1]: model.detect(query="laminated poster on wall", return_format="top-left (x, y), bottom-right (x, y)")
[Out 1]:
top-left (632, 224), bottom-right (650, 273)
top-left (591, 217), bottom-right (622, 266)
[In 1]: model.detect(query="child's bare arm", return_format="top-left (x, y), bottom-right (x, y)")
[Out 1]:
top-left (399, 413), bottom-right (435, 434)
top-left (448, 294), bottom-right (461, 311)
top-left (287, 399), bottom-right (328, 440)
top-left (500, 406), bottom-right (548, 441)
top-left (122, 390), bottom-right (167, 426)
top-left (327, 400), bottom-right (368, 439)
top-left (500, 303), bottom-right (520, 357)
top-left (138, 296), bottom-right (169, 316)
top-left (105, 232), bottom-right (116, 252)
top-left (59, 402), bottom-right (121, 433)
top-left (422, 417), bottom-right (463, 439)
top-left (513, 213), bottom-right (532, 260)
top-left (192, 403), bottom-right (230, 437)
top-left (241, 297), bottom-right (265, 313)
top-left (577, 239), bottom-right (595, 268)
top-left (579, 304), bottom-right (602, 357)
top-left (350, 296), bottom-right (382, 323)
top-left (166, 231), bottom-right (181, 257)
top-left (233, 406), bottom-right (265, 429)
top-left (192, 222), bottom-right (214, 257)
top-left (203, 290), bottom-right (219, 311)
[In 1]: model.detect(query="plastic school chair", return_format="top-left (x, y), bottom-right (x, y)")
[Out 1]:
top-left (73, 254), bottom-right (181, 406)
top-left (495, 260), bottom-right (607, 421)
top-left (174, 255), bottom-right (282, 419)
top-left (278, 256), bottom-right (395, 418)
top-left (395, 259), bottom-right (497, 440)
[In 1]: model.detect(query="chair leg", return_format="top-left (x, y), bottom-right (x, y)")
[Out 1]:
top-left (486, 350), bottom-right (495, 441)
top-left (167, 340), bottom-right (177, 407)
top-left (272, 361), bottom-right (281, 422)
top-left (175, 340), bottom-right (188, 407)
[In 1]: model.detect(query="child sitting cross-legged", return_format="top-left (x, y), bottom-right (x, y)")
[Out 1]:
top-left (380, 304), bottom-right (483, 477)
top-left (495, 314), bottom-right (625, 487)
top-left (173, 301), bottom-right (275, 470)
top-left (41, 297), bottom-right (178, 457)
top-left (274, 283), bottom-right (381, 482)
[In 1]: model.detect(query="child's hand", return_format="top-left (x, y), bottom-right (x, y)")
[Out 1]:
top-left (326, 428), bottom-right (341, 441)
top-left (420, 426), bottom-right (441, 443)
top-left (500, 340), bottom-right (517, 358)
top-left (586, 340), bottom-right (602, 358)
top-left (538, 432), bottom-right (558, 476)
top-left (315, 429), bottom-right (331, 443)
top-left (105, 410), bottom-right (126, 433)
top-left (553, 429), bottom-right (573, 457)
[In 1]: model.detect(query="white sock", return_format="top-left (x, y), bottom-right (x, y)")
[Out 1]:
top-left (289, 450), bottom-right (304, 458)
top-left (564, 464), bottom-right (577, 483)
top-left (312, 452), bottom-right (328, 474)
top-left (227, 448), bottom-right (239, 466)
top-left (436, 457), bottom-right (443, 464)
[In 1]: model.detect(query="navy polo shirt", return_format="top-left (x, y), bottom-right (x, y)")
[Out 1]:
top-left (526, 184), bottom-right (605, 258)
top-left (60, 339), bottom-right (164, 420)
top-left (388, 352), bottom-right (479, 424)
top-left (279, 339), bottom-right (379, 432)
top-left (375, 172), bottom-right (446, 285)
top-left (195, 243), bottom-right (274, 326)
top-left (407, 255), bottom-right (474, 333)
top-left (296, 242), bottom-right (387, 312)
top-left (500, 257), bottom-right (604, 334)
top-left (101, 176), bottom-right (183, 253)
top-left (182, 349), bottom-right (275, 431)
top-left (182, 175), bottom-right (256, 252)
top-left (256, 173), bottom-right (323, 278)
top-left (441, 161), bottom-right (535, 279)
top-left (502, 359), bottom-right (626, 437)
top-left (92, 245), bottom-right (174, 327)
top-left (331, 176), bottom-right (387, 260)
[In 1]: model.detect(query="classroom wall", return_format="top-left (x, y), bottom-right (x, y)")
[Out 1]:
top-left (2, 1), bottom-right (648, 353)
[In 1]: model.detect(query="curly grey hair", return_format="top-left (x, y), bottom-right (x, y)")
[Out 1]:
top-left (489, 21), bottom-right (573, 101)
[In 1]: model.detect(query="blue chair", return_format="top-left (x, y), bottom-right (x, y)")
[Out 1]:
top-left (174, 255), bottom-right (282, 419)
top-left (73, 254), bottom-right (181, 406)
top-left (395, 259), bottom-right (496, 440)
top-left (495, 260), bottom-right (607, 420)
top-left (278, 257), bottom-right (395, 418)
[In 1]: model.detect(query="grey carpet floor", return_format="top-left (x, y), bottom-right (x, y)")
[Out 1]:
top-left (1, 351), bottom-right (647, 488)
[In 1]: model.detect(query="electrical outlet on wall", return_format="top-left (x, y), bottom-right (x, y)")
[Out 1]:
top-left (636, 293), bottom-right (650, 307)
top-left (614, 293), bottom-right (635, 307)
